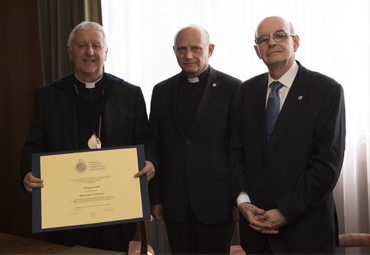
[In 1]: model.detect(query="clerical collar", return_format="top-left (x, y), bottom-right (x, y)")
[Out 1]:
top-left (74, 74), bottom-right (103, 89)
top-left (187, 77), bottom-right (199, 83)
top-left (183, 66), bottom-right (210, 83)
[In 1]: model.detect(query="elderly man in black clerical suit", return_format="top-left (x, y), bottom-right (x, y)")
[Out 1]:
top-left (230, 16), bottom-right (346, 254)
top-left (149, 24), bottom-right (241, 254)
top-left (20, 21), bottom-right (156, 253)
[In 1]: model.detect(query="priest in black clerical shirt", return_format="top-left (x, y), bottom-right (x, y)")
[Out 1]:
top-left (20, 21), bottom-right (157, 253)
top-left (149, 25), bottom-right (241, 254)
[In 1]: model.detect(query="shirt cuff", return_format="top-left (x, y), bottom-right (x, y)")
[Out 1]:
top-left (237, 191), bottom-right (251, 207)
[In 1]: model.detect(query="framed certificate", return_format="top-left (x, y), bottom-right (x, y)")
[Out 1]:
top-left (32, 145), bottom-right (150, 233)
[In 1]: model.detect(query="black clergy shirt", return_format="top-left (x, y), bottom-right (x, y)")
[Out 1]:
top-left (176, 67), bottom-right (210, 136)
top-left (73, 74), bottom-right (106, 149)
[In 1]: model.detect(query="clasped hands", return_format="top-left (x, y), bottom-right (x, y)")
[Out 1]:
top-left (239, 202), bottom-right (288, 234)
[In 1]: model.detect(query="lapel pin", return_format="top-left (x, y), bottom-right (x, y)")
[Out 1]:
top-left (298, 96), bottom-right (303, 100)
top-left (212, 83), bottom-right (217, 87)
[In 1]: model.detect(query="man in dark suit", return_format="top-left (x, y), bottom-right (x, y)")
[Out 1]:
top-left (20, 21), bottom-right (156, 253)
top-left (149, 25), bottom-right (241, 254)
top-left (230, 16), bottom-right (346, 254)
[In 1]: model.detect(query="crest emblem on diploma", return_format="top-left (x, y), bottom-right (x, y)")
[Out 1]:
top-left (75, 159), bottom-right (87, 173)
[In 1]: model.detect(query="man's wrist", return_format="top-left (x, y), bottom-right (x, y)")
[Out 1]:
top-left (237, 192), bottom-right (251, 208)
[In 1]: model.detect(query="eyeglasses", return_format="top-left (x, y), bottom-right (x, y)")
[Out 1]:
top-left (255, 31), bottom-right (295, 46)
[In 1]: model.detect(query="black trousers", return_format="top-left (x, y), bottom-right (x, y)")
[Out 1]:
top-left (165, 205), bottom-right (234, 254)
top-left (244, 241), bottom-right (273, 254)
top-left (45, 224), bottom-right (130, 253)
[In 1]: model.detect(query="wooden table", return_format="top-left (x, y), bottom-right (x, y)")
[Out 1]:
top-left (0, 232), bottom-right (70, 254)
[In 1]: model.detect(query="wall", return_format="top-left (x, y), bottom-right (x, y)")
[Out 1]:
top-left (0, 0), bottom-right (44, 240)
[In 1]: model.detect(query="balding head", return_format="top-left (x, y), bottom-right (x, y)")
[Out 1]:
top-left (173, 25), bottom-right (211, 48)
top-left (255, 16), bottom-right (295, 39)
top-left (253, 16), bottom-right (300, 79)
top-left (172, 24), bottom-right (215, 78)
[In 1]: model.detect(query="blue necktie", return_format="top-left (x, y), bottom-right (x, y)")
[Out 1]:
top-left (266, 81), bottom-right (283, 142)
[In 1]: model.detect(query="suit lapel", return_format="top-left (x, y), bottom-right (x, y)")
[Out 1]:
top-left (102, 73), bottom-right (121, 144)
top-left (252, 75), bottom-right (268, 155)
top-left (264, 63), bottom-right (312, 159)
top-left (103, 80), bottom-right (116, 145)
top-left (188, 67), bottom-right (219, 137)
top-left (103, 102), bottom-right (115, 145)
top-left (55, 76), bottom-right (78, 149)
top-left (169, 74), bottom-right (186, 137)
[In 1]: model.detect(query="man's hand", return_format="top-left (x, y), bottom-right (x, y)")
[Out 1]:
top-left (134, 161), bottom-right (155, 182)
top-left (151, 204), bottom-right (163, 222)
top-left (250, 209), bottom-right (288, 234)
top-left (239, 202), bottom-right (273, 230)
top-left (23, 172), bottom-right (44, 193)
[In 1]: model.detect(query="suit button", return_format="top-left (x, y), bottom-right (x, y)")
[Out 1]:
top-left (261, 191), bottom-right (266, 196)
top-left (186, 140), bottom-right (191, 144)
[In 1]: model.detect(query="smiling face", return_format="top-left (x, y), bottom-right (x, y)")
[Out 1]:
top-left (173, 26), bottom-right (214, 78)
top-left (68, 29), bottom-right (108, 82)
top-left (254, 17), bottom-right (299, 74)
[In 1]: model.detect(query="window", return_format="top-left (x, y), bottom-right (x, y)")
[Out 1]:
top-left (102, 1), bottom-right (370, 253)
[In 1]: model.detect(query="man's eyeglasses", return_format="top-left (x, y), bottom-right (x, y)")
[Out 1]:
top-left (255, 31), bottom-right (295, 46)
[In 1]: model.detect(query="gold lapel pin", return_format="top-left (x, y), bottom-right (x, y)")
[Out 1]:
top-left (298, 96), bottom-right (303, 100)
top-left (212, 83), bottom-right (217, 87)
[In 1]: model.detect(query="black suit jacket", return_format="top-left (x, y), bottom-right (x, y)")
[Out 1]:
top-left (149, 66), bottom-right (241, 224)
top-left (230, 61), bottom-right (346, 254)
top-left (20, 72), bottom-right (156, 241)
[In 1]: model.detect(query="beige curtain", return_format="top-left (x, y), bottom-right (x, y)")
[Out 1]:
top-left (37, 0), bottom-right (102, 86)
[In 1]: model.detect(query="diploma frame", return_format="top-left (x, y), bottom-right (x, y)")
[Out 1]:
top-left (32, 145), bottom-right (150, 233)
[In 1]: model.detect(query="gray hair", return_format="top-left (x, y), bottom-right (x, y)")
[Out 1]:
top-left (67, 21), bottom-right (108, 49)
top-left (173, 24), bottom-right (210, 48)
top-left (289, 21), bottom-right (295, 34)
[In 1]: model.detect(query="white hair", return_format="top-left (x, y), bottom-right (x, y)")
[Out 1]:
top-left (67, 21), bottom-right (108, 49)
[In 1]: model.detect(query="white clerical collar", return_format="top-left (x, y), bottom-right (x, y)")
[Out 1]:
top-left (76, 75), bottom-right (103, 89)
top-left (187, 77), bottom-right (200, 83)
